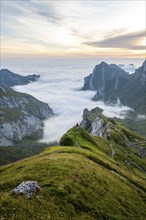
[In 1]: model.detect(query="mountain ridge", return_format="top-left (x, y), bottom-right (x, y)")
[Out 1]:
top-left (0, 69), bottom-right (40, 87)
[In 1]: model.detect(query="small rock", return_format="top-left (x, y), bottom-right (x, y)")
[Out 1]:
top-left (11, 181), bottom-right (40, 197)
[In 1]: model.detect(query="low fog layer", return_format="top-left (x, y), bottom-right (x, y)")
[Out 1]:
top-left (14, 65), bottom-right (132, 143)
top-left (118, 64), bottom-right (136, 74)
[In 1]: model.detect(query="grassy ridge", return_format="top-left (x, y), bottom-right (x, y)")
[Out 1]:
top-left (61, 126), bottom-right (146, 174)
top-left (1, 127), bottom-right (146, 220)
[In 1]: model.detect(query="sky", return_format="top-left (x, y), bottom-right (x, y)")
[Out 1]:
top-left (1, 0), bottom-right (146, 58)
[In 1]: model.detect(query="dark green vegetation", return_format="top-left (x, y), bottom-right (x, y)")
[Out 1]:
top-left (0, 139), bottom-right (58, 166)
top-left (115, 115), bottom-right (146, 137)
top-left (1, 107), bottom-right (24, 123)
top-left (1, 125), bottom-right (146, 220)
top-left (61, 126), bottom-right (146, 174)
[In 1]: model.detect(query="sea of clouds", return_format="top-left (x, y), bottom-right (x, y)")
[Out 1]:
top-left (12, 58), bottom-right (136, 143)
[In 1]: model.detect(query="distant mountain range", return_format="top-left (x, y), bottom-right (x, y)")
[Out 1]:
top-left (82, 60), bottom-right (146, 115)
top-left (0, 69), bottom-right (53, 146)
top-left (0, 69), bottom-right (40, 87)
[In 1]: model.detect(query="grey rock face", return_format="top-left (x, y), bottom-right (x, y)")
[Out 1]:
top-left (0, 86), bottom-right (53, 146)
top-left (0, 116), bottom-right (43, 146)
top-left (82, 62), bottom-right (128, 92)
top-left (82, 62), bottom-right (129, 103)
top-left (80, 107), bottom-right (112, 138)
top-left (0, 69), bottom-right (40, 87)
top-left (82, 74), bottom-right (92, 90)
top-left (91, 116), bottom-right (105, 136)
top-left (88, 116), bottom-right (112, 139)
top-left (11, 181), bottom-right (40, 197)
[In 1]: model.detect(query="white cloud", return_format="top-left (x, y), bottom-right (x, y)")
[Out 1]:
top-left (13, 60), bottom-right (133, 143)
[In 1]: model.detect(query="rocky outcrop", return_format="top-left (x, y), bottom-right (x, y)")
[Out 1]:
top-left (80, 107), bottom-right (146, 158)
top-left (0, 69), bottom-right (40, 87)
top-left (11, 181), bottom-right (40, 197)
top-left (0, 86), bottom-right (53, 146)
top-left (80, 107), bottom-right (103, 133)
top-left (91, 116), bottom-right (108, 137)
top-left (0, 115), bottom-right (43, 146)
top-left (80, 107), bottom-right (113, 139)
top-left (82, 61), bottom-right (146, 115)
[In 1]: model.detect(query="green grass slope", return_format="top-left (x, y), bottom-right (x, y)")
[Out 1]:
top-left (1, 127), bottom-right (146, 220)
top-left (115, 116), bottom-right (146, 138)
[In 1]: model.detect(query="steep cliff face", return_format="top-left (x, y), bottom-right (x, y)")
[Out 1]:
top-left (82, 61), bottom-right (146, 114)
top-left (0, 86), bottom-right (53, 146)
top-left (82, 62), bottom-right (128, 100)
top-left (0, 69), bottom-right (40, 87)
top-left (80, 107), bottom-right (115, 139)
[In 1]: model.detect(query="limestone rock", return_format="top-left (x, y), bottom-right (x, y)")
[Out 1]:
top-left (11, 181), bottom-right (40, 197)
top-left (0, 86), bottom-right (53, 146)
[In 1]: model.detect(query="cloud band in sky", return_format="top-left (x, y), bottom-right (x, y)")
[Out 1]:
top-left (1, 0), bottom-right (145, 58)
top-left (84, 30), bottom-right (145, 50)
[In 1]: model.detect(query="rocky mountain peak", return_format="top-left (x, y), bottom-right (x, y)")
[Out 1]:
top-left (98, 61), bottom-right (108, 67)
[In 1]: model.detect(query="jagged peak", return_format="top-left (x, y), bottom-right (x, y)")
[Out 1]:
top-left (82, 108), bottom-right (90, 117)
top-left (94, 61), bottom-right (108, 68)
top-left (95, 62), bottom-right (127, 72)
top-left (100, 61), bottom-right (108, 65)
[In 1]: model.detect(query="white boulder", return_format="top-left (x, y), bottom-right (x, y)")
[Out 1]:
top-left (11, 181), bottom-right (40, 197)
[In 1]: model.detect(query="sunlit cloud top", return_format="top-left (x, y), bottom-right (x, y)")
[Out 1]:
top-left (1, 0), bottom-right (146, 58)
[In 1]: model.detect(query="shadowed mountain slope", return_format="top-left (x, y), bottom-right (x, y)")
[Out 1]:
top-left (82, 61), bottom-right (146, 114)
top-left (0, 69), bottom-right (40, 87)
